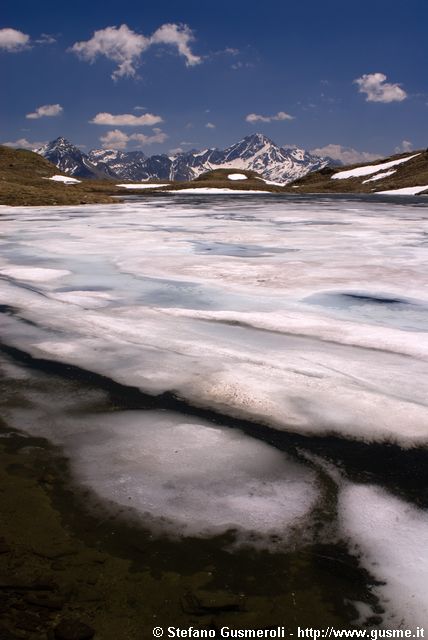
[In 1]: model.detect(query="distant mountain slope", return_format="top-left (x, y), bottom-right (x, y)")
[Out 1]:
top-left (37, 134), bottom-right (333, 184)
top-left (88, 148), bottom-right (147, 181)
top-left (36, 138), bottom-right (117, 180)
top-left (286, 149), bottom-right (428, 194)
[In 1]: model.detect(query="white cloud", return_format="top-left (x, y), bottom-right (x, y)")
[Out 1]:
top-left (395, 140), bottom-right (413, 153)
top-left (26, 104), bottom-right (63, 119)
top-left (99, 128), bottom-right (168, 150)
top-left (205, 122), bottom-right (215, 129)
top-left (35, 33), bottom-right (57, 45)
top-left (0, 27), bottom-right (30, 51)
top-left (70, 22), bottom-right (201, 80)
top-left (99, 130), bottom-right (129, 150)
top-left (150, 23), bottom-right (201, 67)
top-left (91, 112), bottom-right (163, 126)
top-left (310, 144), bottom-right (380, 165)
top-left (169, 147), bottom-right (184, 155)
top-left (2, 138), bottom-right (46, 150)
top-left (245, 111), bottom-right (294, 123)
top-left (354, 72), bottom-right (407, 103)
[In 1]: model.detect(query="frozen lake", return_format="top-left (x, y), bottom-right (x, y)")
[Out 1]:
top-left (1, 193), bottom-right (427, 628)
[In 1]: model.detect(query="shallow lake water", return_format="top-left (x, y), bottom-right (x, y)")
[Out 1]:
top-left (0, 193), bottom-right (427, 630)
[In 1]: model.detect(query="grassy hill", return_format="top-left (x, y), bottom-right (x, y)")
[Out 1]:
top-left (0, 146), bottom-right (117, 206)
top-left (284, 149), bottom-right (428, 194)
top-left (2, 145), bottom-right (428, 206)
top-left (132, 168), bottom-right (283, 193)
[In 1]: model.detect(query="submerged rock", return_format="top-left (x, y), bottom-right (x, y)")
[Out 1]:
top-left (54, 619), bottom-right (95, 640)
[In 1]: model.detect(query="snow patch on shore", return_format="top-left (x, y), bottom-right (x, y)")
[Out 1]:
top-left (362, 170), bottom-right (396, 184)
top-left (47, 175), bottom-right (81, 184)
top-left (227, 173), bottom-right (248, 181)
top-left (170, 187), bottom-right (269, 194)
top-left (116, 183), bottom-right (169, 189)
top-left (332, 154), bottom-right (420, 180)
top-left (377, 185), bottom-right (428, 195)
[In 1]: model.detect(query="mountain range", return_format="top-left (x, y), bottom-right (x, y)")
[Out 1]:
top-left (36, 134), bottom-right (335, 185)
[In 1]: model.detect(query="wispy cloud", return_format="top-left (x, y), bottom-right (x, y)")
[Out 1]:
top-left (205, 122), bottom-right (216, 129)
top-left (394, 140), bottom-right (413, 153)
top-left (70, 22), bottom-right (201, 80)
top-left (310, 144), bottom-right (380, 164)
top-left (26, 104), bottom-right (63, 119)
top-left (35, 33), bottom-right (57, 45)
top-left (0, 27), bottom-right (30, 52)
top-left (99, 128), bottom-right (168, 150)
top-left (91, 112), bottom-right (163, 126)
top-left (354, 73), bottom-right (407, 103)
top-left (245, 111), bottom-right (294, 123)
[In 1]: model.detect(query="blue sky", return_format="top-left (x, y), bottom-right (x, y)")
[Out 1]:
top-left (1, 0), bottom-right (427, 161)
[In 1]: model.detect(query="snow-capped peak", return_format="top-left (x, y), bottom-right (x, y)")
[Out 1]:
top-left (37, 133), bottom-right (332, 184)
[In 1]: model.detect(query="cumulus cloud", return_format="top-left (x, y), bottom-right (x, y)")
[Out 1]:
top-left (310, 144), bottom-right (380, 165)
top-left (0, 27), bottom-right (30, 51)
top-left (99, 130), bottom-right (129, 150)
top-left (205, 122), bottom-right (215, 129)
top-left (150, 23), bottom-right (201, 67)
top-left (2, 138), bottom-right (46, 150)
top-left (70, 22), bottom-right (201, 80)
top-left (395, 140), bottom-right (413, 153)
top-left (91, 112), bottom-right (163, 126)
top-left (354, 72), bottom-right (407, 103)
top-left (26, 104), bottom-right (63, 119)
top-left (246, 111), bottom-right (294, 123)
top-left (99, 128), bottom-right (168, 150)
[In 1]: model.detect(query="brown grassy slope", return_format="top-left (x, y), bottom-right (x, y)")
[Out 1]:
top-left (114, 169), bottom-right (281, 193)
top-left (285, 149), bottom-right (428, 194)
top-left (0, 146), bottom-right (119, 206)
top-left (155, 168), bottom-right (283, 192)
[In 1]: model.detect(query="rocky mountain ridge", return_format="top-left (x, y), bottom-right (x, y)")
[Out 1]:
top-left (36, 134), bottom-right (333, 184)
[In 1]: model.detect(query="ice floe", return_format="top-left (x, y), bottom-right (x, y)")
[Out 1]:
top-left (0, 266), bottom-right (71, 282)
top-left (71, 411), bottom-right (319, 539)
top-left (340, 483), bottom-right (428, 628)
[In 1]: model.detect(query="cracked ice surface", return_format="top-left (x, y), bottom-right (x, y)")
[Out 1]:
top-left (0, 195), bottom-right (427, 447)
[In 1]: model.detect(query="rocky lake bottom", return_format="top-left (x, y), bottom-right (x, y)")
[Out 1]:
top-left (0, 193), bottom-right (427, 637)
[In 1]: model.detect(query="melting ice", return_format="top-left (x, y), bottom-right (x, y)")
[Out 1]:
top-left (1, 194), bottom-right (428, 626)
top-left (0, 195), bottom-right (427, 446)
